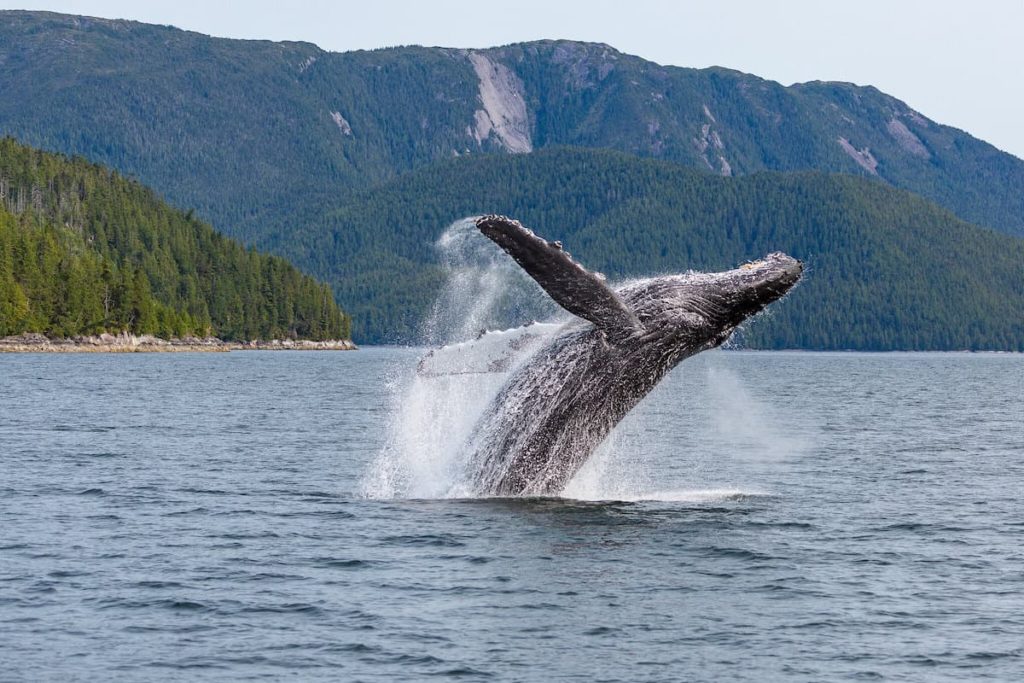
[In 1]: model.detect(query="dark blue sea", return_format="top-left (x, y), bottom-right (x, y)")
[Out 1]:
top-left (2, 349), bottom-right (1022, 681)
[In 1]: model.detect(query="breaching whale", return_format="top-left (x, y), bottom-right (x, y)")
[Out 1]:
top-left (427, 215), bottom-right (803, 497)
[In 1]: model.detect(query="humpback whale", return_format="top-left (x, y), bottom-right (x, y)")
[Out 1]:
top-left (432, 215), bottom-right (803, 497)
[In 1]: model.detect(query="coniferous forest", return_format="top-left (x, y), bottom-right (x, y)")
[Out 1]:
top-left (267, 148), bottom-right (1024, 350)
top-left (1, 12), bottom-right (1023, 350)
top-left (0, 138), bottom-right (349, 340)
top-left (3, 138), bottom-right (1022, 351)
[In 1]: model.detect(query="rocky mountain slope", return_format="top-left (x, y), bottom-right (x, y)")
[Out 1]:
top-left (0, 10), bottom-right (1022, 241)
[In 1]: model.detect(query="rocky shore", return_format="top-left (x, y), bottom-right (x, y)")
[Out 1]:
top-left (0, 332), bottom-right (357, 353)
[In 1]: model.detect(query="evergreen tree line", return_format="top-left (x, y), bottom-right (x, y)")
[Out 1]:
top-left (266, 147), bottom-right (1024, 350)
top-left (0, 138), bottom-right (349, 340)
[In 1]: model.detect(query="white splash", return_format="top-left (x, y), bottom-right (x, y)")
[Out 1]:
top-left (563, 357), bottom-right (811, 501)
top-left (704, 364), bottom-right (811, 464)
top-left (421, 218), bottom-right (555, 345)
top-left (359, 218), bottom-right (558, 499)
top-left (359, 367), bottom-right (510, 499)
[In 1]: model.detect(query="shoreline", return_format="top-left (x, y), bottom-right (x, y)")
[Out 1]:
top-left (0, 332), bottom-right (357, 353)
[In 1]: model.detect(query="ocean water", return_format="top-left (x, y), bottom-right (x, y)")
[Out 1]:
top-left (1, 349), bottom-right (1022, 681)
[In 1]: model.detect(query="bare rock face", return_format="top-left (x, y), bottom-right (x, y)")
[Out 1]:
top-left (548, 41), bottom-right (617, 90)
top-left (330, 111), bottom-right (353, 136)
top-left (838, 137), bottom-right (879, 175)
top-left (887, 118), bottom-right (930, 159)
top-left (467, 53), bottom-right (532, 154)
top-left (692, 105), bottom-right (732, 176)
top-left (6, 332), bottom-right (49, 345)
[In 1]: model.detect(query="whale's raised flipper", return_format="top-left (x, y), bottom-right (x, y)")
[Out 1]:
top-left (476, 215), bottom-right (643, 344)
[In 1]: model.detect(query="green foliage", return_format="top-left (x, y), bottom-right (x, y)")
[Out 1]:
top-left (270, 147), bottom-right (1024, 350)
top-left (0, 137), bottom-right (349, 340)
top-left (0, 13), bottom-right (1022, 245)
top-left (1, 14), bottom-right (1021, 350)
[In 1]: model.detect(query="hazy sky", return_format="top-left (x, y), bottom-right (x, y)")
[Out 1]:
top-left (4, 0), bottom-right (1023, 159)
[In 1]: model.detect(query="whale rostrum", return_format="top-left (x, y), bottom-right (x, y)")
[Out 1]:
top-left (434, 215), bottom-right (803, 496)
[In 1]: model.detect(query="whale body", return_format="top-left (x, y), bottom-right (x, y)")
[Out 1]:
top-left (433, 215), bottom-right (803, 496)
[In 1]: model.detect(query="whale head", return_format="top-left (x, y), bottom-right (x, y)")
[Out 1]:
top-left (709, 252), bottom-right (804, 331)
top-left (625, 252), bottom-right (803, 348)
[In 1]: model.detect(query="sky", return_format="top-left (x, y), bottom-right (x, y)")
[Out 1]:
top-left (4, 0), bottom-right (1023, 159)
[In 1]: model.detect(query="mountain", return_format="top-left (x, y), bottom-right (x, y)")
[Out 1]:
top-left (0, 137), bottom-right (349, 340)
top-left (2, 11), bottom-right (1021, 350)
top-left (0, 10), bottom-right (1022, 244)
top-left (276, 147), bottom-right (1024, 350)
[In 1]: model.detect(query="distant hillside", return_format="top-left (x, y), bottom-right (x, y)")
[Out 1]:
top-left (0, 10), bottom-right (1021, 245)
top-left (276, 148), bottom-right (1024, 350)
top-left (0, 138), bottom-right (349, 340)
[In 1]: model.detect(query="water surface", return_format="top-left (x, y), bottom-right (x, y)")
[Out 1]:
top-left (1, 349), bottom-right (1022, 681)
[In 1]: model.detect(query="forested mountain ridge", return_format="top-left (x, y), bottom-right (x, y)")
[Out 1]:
top-left (0, 10), bottom-right (1022, 243)
top-left (0, 138), bottom-right (349, 340)
top-left (3, 11), bottom-right (1021, 351)
top-left (281, 148), bottom-right (1024, 350)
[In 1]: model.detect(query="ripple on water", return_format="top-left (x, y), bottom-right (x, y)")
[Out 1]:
top-left (313, 558), bottom-right (383, 569)
top-left (378, 534), bottom-right (468, 548)
top-left (1, 350), bottom-right (1022, 682)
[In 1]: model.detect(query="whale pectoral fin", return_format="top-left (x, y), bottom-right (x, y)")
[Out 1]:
top-left (476, 215), bottom-right (643, 343)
